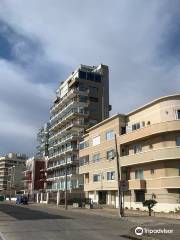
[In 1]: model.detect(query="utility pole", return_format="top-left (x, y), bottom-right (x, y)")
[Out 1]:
top-left (64, 157), bottom-right (68, 210)
top-left (115, 134), bottom-right (123, 218)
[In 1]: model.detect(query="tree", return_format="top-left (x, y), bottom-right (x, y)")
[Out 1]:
top-left (143, 199), bottom-right (157, 216)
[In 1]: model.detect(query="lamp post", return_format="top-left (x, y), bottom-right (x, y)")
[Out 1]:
top-left (64, 157), bottom-right (68, 210)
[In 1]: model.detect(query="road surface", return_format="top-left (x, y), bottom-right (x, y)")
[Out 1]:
top-left (0, 202), bottom-right (134, 240)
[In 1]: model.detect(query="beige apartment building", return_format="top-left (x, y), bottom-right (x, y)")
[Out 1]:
top-left (79, 94), bottom-right (180, 212)
top-left (0, 153), bottom-right (26, 195)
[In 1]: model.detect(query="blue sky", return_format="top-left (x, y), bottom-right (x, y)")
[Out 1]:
top-left (0, 0), bottom-right (180, 156)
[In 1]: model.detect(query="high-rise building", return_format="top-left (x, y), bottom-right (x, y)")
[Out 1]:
top-left (79, 94), bottom-right (180, 212)
top-left (0, 153), bottom-right (27, 195)
top-left (36, 122), bottom-right (50, 157)
top-left (46, 64), bottom-right (111, 193)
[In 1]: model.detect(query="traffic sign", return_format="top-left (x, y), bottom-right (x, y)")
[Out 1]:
top-left (119, 180), bottom-right (129, 191)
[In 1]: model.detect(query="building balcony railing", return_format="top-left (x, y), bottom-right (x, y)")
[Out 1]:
top-left (47, 157), bottom-right (77, 170)
top-left (46, 171), bottom-right (79, 180)
top-left (50, 108), bottom-right (89, 132)
top-left (49, 121), bottom-right (88, 141)
top-left (128, 176), bottom-right (180, 189)
top-left (49, 133), bottom-right (80, 150)
top-left (120, 147), bottom-right (180, 167)
top-left (120, 120), bottom-right (180, 144)
top-left (48, 146), bottom-right (78, 160)
top-left (50, 88), bottom-right (89, 114)
top-left (128, 179), bottom-right (146, 190)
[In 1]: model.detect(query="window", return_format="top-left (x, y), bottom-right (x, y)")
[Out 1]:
top-left (93, 174), bottom-right (100, 182)
top-left (87, 72), bottom-right (94, 81)
top-left (133, 144), bottom-right (142, 154)
top-left (132, 123), bottom-right (140, 131)
top-left (106, 130), bottom-right (115, 140)
top-left (92, 153), bottom-right (100, 163)
top-left (89, 86), bottom-right (98, 95)
top-left (89, 97), bottom-right (98, 102)
top-left (79, 141), bottom-right (89, 150)
top-left (121, 147), bottom-right (129, 156)
top-left (121, 127), bottom-right (126, 135)
top-left (135, 190), bottom-right (145, 202)
top-left (176, 136), bottom-right (180, 146)
top-left (107, 150), bottom-right (115, 160)
top-left (92, 136), bottom-right (100, 146)
top-left (79, 70), bottom-right (86, 79)
top-left (135, 169), bottom-right (144, 179)
top-left (176, 110), bottom-right (180, 120)
top-left (150, 169), bottom-right (154, 174)
top-left (107, 171), bottom-right (115, 180)
top-left (94, 74), bottom-right (101, 82)
top-left (79, 95), bottom-right (88, 102)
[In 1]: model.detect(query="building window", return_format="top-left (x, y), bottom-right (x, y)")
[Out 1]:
top-left (107, 171), bottom-right (115, 180)
top-left (121, 146), bottom-right (129, 156)
top-left (89, 86), bottom-right (98, 94)
top-left (92, 136), bottom-right (100, 146)
top-left (150, 169), bottom-right (154, 174)
top-left (79, 141), bottom-right (89, 150)
top-left (176, 110), bottom-right (180, 120)
top-left (89, 97), bottom-right (98, 102)
top-left (93, 174), bottom-right (100, 182)
top-left (176, 136), bottom-right (180, 146)
top-left (135, 169), bottom-right (144, 180)
top-left (121, 127), bottom-right (126, 135)
top-left (92, 153), bottom-right (100, 163)
top-left (106, 130), bottom-right (115, 140)
top-left (107, 150), bottom-right (115, 160)
top-left (132, 123), bottom-right (140, 131)
top-left (79, 70), bottom-right (86, 79)
top-left (133, 144), bottom-right (142, 154)
top-left (135, 190), bottom-right (145, 202)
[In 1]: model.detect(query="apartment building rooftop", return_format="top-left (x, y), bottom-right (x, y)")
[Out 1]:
top-left (127, 93), bottom-right (180, 116)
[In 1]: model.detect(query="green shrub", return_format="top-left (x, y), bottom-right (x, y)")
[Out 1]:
top-left (143, 199), bottom-right (157, 216)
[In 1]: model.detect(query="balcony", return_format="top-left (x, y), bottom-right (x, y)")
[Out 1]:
top-left (128, 179), bottom-right (146, 190)
top-left (120, 120), bottom-right (180, 144)
top-left (50, 108), bottom-right (89, 132)
top-left (121, 147), bottom-right (180, 166)
top-left (50, 88), bottom-right (89, 114)
top-left (146, 176), bottom-right (180, 189)
top-left (49, 134), bottom-right (80, 150)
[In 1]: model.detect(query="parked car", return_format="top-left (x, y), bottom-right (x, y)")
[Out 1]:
top-left (16, 195), bottom-right (28, 205)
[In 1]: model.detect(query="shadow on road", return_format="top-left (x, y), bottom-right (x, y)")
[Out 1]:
top-left (0, 203), bottom-right (72, 220)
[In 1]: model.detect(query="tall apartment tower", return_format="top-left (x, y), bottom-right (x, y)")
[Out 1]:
top-left (36, 122), bottom-right (50, 157)
top-left (46, 64), bottom-right (111, 192)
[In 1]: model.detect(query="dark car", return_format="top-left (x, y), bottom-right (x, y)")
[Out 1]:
top-left (16, 196), bottom-right (28, 205)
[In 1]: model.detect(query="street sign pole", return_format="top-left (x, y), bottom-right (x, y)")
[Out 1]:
top-left (115, 134), bottom-right (123, 218)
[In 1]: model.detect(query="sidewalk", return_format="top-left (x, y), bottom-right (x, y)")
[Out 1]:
top-left (33, 203), bottom-right (180, 224)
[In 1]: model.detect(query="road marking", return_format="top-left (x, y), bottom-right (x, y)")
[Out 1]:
top-left (0, 232), bottom-right (7, 240)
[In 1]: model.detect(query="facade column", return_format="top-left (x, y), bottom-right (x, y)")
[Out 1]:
top-left (40, 192), bottom-right (43, 203)
top-left (36, 193), bottom-right (39, 203)
top-left (57, 190), bottom-right (60, 206)
top-left (46, 192), bottom-right (49, 204)
top-left (107, 191), bottom-right (111, 205)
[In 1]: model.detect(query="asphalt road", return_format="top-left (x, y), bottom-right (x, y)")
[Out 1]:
top-left (0, 203), bottom-right (134, 240)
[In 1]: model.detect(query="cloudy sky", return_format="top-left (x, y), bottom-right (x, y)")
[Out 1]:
top-left (0, 0), bottom-right (180, 156)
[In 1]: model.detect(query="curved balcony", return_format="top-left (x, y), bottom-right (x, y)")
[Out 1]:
top-left (121, 147), bottom-right (180, 166)
top-left (129, 176), bottom-right (180, 189)
top-left (120, 120), bottom-right (180, 144)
